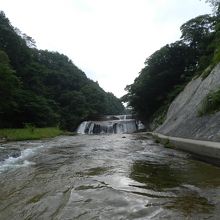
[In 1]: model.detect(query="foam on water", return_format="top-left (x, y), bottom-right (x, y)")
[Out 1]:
top-left (0, 145), bottom-right (44, 173)
top-left (77, 115), bottom-right (141, 135)
top-left (77, 121), bottom-right (88, 134)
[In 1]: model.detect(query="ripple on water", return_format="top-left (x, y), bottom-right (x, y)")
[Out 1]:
top-left (0, 134), bottom-right (220, 220)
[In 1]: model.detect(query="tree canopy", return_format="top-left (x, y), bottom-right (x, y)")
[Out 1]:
top-left (124, 8), bottom-right (220, 126)
top-left (0, 11), bottom-right (125, 130)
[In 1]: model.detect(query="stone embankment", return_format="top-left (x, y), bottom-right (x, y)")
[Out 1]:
top-left (152, 63), bottom-right (220, 164)
top-left (156, 63), bottom-right (220, 142)
top-left (150, 132), bottom-right (220, 165)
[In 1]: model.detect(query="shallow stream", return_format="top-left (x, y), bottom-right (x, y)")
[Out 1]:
top-left (0, 133), bottom-right (220, 219)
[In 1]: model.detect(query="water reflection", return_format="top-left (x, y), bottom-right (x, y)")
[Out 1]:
top-left (1, 134), bottom-right (220, 219)
top-left (129, 158), bottom-right (220, 217)
top-left (166, 194), bottom-right (215, 217)
top-left (130, 161), bottom-right (184, 191)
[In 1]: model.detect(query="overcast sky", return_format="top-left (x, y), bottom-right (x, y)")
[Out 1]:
top-left (1, 0), bottom-right (211, 97)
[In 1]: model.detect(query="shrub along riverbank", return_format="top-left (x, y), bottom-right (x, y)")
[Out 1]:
top-left (0, 127), bottom-right (64, 142)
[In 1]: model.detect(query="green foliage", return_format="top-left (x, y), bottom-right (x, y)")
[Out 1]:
top-left (13, 90), bottom-right (59, 128)
top-left (201, 64), bottom-right (215, 79)
top-left (0, 11), bottom-right (31, 72)
top-left (200, 14), bottom-right (220, 79)
top-left (0, 12), bottom-right (125, 130)
top-left (210, 21), bottom-right (220, 63)
top-left (0, 50), bottom-right (21, 128)
top-left (0, 127), bottom-right (63, 141)
top-left (105, 92), bottom-right (125, 115)
top-left (180, 14), bottom-right (217, 76)
top-left (198, 88), bottom-right (220, 116)
top-left (24, 123), bottom-right (35, 132)
top-left (126, 41), bottom-right (196, 123)
top-left (151, 104), bottom-right (169, 130)
top-left (81, 83), bottom-right (106, 115)
top-left (180, 14), bottom-right (215, 48)
top-left (125, 9), bottom-right (220, 126)
top-left (59, 91), bottom-right (88, 130)
top-left (162, 138), bottom-right (176, 148)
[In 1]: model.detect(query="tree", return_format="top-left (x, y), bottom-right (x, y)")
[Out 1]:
top-left (203, 0), bottom-right (220, 14)
top-left (0, 50), bottom-right (20, 127)
top-left (0, 12), bottom-right (125, 130)
top-left (105, 92), bottom-right (125, 115)
top-left (180, 14), bottom-right (215, 49)
top-left (14, 91), bottom-right (59, 127)
top-left (180, 14), bottom-right (217, 73)
top-left (125, 40), bottom-right (198, 123)
top-left (59, 91), bottom-right (87, 130)
top-left (125, 7), bottom-right (220, 126)
top-left (0, 11), bottom-right (31, 72)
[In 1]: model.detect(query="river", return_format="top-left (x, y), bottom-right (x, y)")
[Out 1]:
top-left (0, 133), bottom-right (220, 219)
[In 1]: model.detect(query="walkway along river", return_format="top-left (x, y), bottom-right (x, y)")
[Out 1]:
top-left (0, 133), bottom-right (220, 219)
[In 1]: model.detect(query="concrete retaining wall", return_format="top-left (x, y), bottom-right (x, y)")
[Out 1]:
top-left (155, 64), bottom-right (220, 142)
top-left (149, 132), bottom-right (220, 165)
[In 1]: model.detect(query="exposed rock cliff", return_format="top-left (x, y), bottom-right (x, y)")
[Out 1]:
top-left (156, 63), bottom-right (220, 141)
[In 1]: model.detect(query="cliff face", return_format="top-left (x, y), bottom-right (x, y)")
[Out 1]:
top-left (156, 63), bottom-right (220, 141)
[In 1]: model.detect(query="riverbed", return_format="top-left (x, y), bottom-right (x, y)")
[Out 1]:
top-left (0, 133), bottom-right (220, 219)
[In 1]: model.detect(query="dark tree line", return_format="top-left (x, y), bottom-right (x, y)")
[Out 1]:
top-left (124, 1), bottom-right (220, 125)
top-left (0, 11), bottom-right (125, 130)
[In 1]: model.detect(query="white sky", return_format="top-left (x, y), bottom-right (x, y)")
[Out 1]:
top-left (0, 0), bottom-right (211, 97)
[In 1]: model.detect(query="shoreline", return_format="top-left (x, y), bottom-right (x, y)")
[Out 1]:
top-left (148, 132), bottom-right (220, 166)
top-left (0, 127), bottom-right (67, 142)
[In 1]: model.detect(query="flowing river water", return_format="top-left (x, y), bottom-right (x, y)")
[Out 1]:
top-left (0, 133), bottom-right (220, 219)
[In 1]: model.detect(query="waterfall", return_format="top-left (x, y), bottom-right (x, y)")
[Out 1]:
top-left (77, 115), bottom-right (141, 134)
top-left (77, 121), bottom-right (88, 134)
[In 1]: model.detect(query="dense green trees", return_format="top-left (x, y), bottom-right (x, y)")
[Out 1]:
top-left (0, 11), bottom-right (124, 130)
top-left (0, 50), bottom-right (20, 128)
top-left (123, 41), bottom-right (196, 122)
top-left (124, 7), bottom-right (220, 125)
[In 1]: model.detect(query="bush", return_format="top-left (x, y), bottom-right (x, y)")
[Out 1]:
top-left (201, 64), bottom-right (215, 79)
top-left (198, 88), bottom-right (220, 116)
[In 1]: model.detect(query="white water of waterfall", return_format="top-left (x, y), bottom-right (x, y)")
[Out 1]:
top-left (77, 115), bottom-right (139, 135)
top-left (77, 121), bottom-right (88, 134)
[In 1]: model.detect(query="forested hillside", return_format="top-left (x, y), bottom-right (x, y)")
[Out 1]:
top-left (123, 0), bottom-right (220, 127)
top-left (0, 11), bottom-right (124, 130)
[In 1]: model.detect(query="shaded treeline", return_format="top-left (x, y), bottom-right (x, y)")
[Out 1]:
top-left (0, 12), bottom-right (125, 130)
top-left (123, 1), bottom-right (220, 126)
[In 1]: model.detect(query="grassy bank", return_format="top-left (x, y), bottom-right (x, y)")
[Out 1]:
top-left (0, 127), bottom-right (64, 141)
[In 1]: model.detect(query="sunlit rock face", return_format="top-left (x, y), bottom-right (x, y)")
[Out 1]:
top-left (77, 115), bottom-right (139, 134)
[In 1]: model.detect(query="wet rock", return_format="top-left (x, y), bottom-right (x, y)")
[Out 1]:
top-left (0, 148), bottom-right (21, 162)
top-left (0, 137), bottom-right (7, 143)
